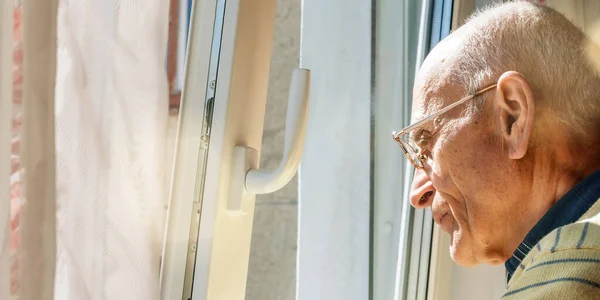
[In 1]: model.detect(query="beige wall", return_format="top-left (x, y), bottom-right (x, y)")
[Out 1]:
top-left (546, 0), bottom-right (600, 31)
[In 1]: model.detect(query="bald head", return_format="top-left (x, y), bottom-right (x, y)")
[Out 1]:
top-left (416, 1), bottom-right (600, 138)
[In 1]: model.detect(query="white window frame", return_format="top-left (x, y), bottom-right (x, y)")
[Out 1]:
top-left (160, 0), bottom-right (217, 298)
top-left (161, 0), bottom-right (280, 299)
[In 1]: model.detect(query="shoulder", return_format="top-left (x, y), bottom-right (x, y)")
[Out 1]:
top-left (504, 220), bottom-right (600, 299)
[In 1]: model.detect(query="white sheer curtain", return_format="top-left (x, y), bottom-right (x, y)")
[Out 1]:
top-left (19, 0), bottom-right (58, 299)
top-left (53, 0), bottom-right (170, 299)
top-left (2, 0), bottom-right (171, 299)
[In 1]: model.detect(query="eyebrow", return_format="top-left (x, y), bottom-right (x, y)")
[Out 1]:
top-left (420, 92), bottom-right (446, 115)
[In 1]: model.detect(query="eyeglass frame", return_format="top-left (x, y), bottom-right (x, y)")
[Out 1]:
top-left (392, 83), bottom-right (497, 169)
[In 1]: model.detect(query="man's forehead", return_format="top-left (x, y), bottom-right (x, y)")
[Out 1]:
top-left (411, 65), bottom-right (462, 123)
top-left (411, 80), bottom-right (461, 123)
top-left (411, 31), bottom-right (467, 122)
top-left (411, 80), bottom-right (439, 122)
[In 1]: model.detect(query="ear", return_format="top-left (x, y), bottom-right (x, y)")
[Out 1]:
top-left (494, 71), bottom-right (535, 160)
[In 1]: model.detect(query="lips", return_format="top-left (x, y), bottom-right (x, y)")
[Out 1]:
top-left (433, 211), bottom-right (448, 226)
top-left (432, 210), bottom-right (452, 233)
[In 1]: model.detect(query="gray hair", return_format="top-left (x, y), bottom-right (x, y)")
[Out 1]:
top-left (450, 1), bottom-right (600, 138)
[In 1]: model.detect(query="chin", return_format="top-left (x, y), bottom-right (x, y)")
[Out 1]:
top-left (449, 231), bottom-right (508, 267)
top-left (449, 245), bottom-right (479, 267)
top-left (448, 230), bottom-right (479, 267)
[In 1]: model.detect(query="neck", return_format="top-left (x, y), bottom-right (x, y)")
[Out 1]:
top-left (499, 130), bottom-right (599, 262)
top-left (533, 128), bottom-right (600, 208)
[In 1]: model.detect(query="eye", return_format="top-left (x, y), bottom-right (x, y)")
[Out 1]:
top-left (415, 129), bottom-right (433, 149)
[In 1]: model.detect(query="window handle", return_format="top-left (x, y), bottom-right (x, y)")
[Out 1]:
top-left (229, 68), bottom-right (310, 210)
top-left (246, 68), bottom-right (310, 194)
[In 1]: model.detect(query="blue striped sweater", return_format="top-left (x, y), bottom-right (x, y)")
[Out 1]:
top-left (503, 172), bottom-right (600, 299)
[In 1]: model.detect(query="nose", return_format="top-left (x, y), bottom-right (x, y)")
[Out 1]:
top-left (409, 168), bottom-right (436, 209)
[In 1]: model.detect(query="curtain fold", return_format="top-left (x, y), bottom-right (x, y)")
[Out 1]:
top-left (19, 0), bottom-right (59, 299)
top-left (1, 0), bottom-right (14, 299)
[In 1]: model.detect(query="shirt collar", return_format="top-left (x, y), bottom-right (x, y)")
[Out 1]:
top-left (504, 169), bottom-right (600, 283)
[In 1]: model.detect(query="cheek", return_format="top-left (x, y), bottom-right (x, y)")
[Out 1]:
top-left (447, 157), bottom-right (504, 231)
top-left (436, 128), bottom-right (505, 193)
top-left (432, 134), bottom-right (505, 228)
top-left (430, 136), bottom-right (477, 195)
top-left (463, 199), bottom-right (499, 232)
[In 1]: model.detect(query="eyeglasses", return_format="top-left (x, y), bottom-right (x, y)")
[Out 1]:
top-left (392, 84), bottom-right (497, 169)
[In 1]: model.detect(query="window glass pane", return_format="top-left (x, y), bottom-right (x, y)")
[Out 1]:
top-left (372, 0), bottom-right (427, 298)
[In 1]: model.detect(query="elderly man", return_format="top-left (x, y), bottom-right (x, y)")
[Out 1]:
top-left (394, 1), bottom-right (600, 298)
